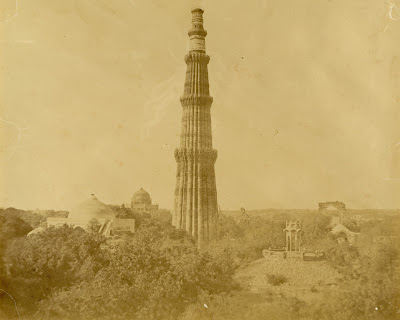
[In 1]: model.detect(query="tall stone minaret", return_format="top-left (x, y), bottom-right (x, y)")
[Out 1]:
top-left (173, 8), bottom-right (218, 248)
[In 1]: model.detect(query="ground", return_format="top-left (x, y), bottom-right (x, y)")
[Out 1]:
top-left (234, 257), bottom-right (343, 304)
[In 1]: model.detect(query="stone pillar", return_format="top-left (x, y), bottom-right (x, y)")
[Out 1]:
top-left (284, 221), bottom-right (302, 252)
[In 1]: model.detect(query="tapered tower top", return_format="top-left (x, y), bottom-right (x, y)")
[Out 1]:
top-left (188, 8), bottom-right (207, 52)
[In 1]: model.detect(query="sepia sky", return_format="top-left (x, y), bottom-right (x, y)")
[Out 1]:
top-left (1, 0), bottom-right (400, 211)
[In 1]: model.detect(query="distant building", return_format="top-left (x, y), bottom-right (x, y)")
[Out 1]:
top-left (350, 215), bottom-right (370, 224)
top-left (28, 194), bottom-right (135, 237)
top-left (318, 201), bottom-right (346, 211)
top-left (318, 201), bottom-right (347, 227)
top-left (131, 188), bottom-right (159, 213)
top-left (331, 223), bottom-right (359, 244)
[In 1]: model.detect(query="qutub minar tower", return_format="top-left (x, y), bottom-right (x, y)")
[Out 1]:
top-left (172, 8), bottom-right (218, 248)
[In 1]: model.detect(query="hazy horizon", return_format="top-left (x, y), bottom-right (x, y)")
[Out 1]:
top-left (1, 0), bottom-right (400, 211)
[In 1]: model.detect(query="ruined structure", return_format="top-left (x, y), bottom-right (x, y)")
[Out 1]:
top-left (331, 223), bottom-right (359, 244)
top-left (319, 201), bottom-right (346, 225)
top-left (318, 201), bottom-right (346, 211)
top-left (263, 220), bottom-right (326, 261)
top-left (172, 8), bottom-right (218, 248)
top-left (284, 220), bottom-right (303, 253)
top-left (263, 220), bottom-right (304, 260)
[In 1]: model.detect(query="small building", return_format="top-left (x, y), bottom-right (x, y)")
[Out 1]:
top-left (350, 215), bottom-right (370, 224)
top-left (131, 188), bottom-right (159, 213)
top-left (331, 223), bottom-right (359, 244)
top-left (43, 194), bottom-right (135, 237)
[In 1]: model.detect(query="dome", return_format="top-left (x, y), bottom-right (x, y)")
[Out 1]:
top-left (132, 188), bottom-right (151, 205)
top-left (68, 194), bottom-right (115, 220)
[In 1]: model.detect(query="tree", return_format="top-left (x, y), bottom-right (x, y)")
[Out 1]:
top-left (0, 212), bottom-right (33, 242)
top-left (218, 214), bottom-right (244, 240)
top-left (33, 226), bottom-right (237, 320)
top-left (0, 212), bottom-right (33, 317)
top-left (2, 225), bottom-right (107, 316)
top-left (31, 219), bottom-right (237, 320)
top-left (301, 213), bottom-right (331, 247)
top-left (87, 218), bottom-right (101, 233)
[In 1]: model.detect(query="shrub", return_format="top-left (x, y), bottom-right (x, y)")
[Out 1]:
top-left (31, 221), bottom-right (238, 320)
top-left (267, 274), bottom-right (288, 286)
top-left (2, 225), bottom-right (107, 316)
top-left (310, 286), bottom-right (318, 293)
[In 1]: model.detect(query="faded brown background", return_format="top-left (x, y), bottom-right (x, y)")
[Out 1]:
top-left (1, 0), bottom-right (399, 210)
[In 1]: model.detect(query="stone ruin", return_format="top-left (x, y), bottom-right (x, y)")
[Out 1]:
top-left (263, 220), bottom-right (324, 261)
top-left (319, 201), bottom-right (346, 226)
top-left (284, 220), bottom-right (303, 258)
top-left (318, 201), bottom-right (346, 211)
top-left (263, 220), bottom-right (303, 260)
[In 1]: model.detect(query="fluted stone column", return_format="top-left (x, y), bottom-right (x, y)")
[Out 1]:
top-left (173, 8), bottom-right (218, 248)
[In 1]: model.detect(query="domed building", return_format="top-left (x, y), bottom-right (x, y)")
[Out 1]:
top-left (131, 188), bottom-right (159, 213)
top-left (45, 194), bottom-right (135, 237)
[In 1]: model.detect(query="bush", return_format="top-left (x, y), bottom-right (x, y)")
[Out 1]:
top-left (0, 212), bottom-right (33, 317)
top-left (267, 274), bottom-right (287, 286)
top-left (25, 220), bottom-right (238, 320)
top-left (2, 225), bottom-right (107, 316)
top-left (310, 285), bottom-right (318, 293)
top-left (308, 272), bottom-right (400, 320)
